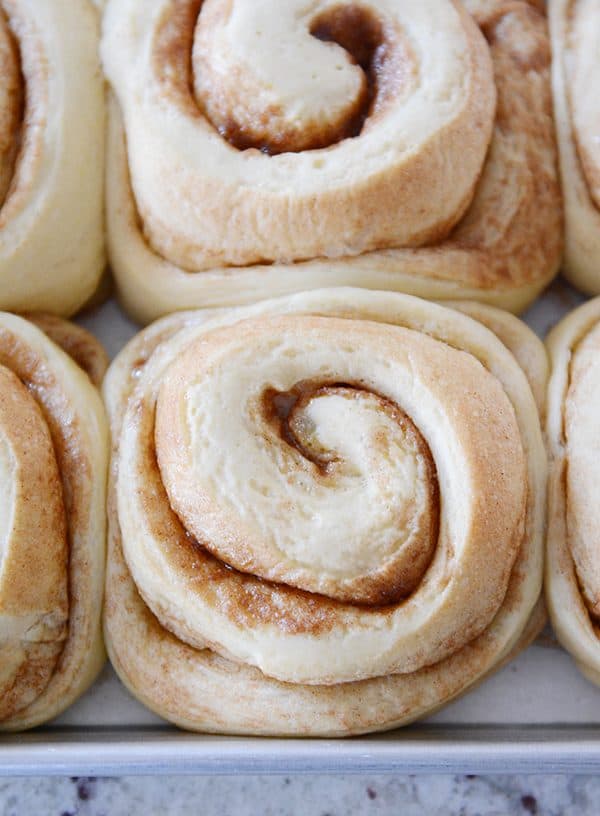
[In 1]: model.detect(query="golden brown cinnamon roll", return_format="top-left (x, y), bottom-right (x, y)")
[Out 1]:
top-left (546, 297), bottom-right (600, 685)
top-left (102, 0), bottom-right (562, 324)
top-left (0, 314), bottom-right (108, 731)
top-left (0, 0), bottom-right (105, 316)
top-left (104, 289), bottom-right (547, 735)
top-left (550, 0), bottom-right (600, 295)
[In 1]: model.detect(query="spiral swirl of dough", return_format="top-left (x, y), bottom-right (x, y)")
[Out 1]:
top-left (547, 297), bottom-right (600, 686)
top-left (0, 314), bottom-right (108, 731)
top-left (103, 0), bottom-right (562, 323)
top-left (104, 289), bottom-right (547, 734)
top-left (0, 0), bottom-right (105, 316)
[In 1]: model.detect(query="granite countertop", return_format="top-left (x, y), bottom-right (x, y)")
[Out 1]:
top-left (1, 774), bottom-right (598, 815)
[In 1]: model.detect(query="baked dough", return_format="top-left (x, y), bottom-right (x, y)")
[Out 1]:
top-left (546, 297), bottom-right (600, 685)
top-left (0, 0), bottom-right (105, 316)
top-left (102, 0), bottom-right (562, 324)
top-left (550, 0), bottom-right (600, 295)
top-left (0, 313), bottom-right (108, 731)
top-left (104, 288), bottom-right (547, 734)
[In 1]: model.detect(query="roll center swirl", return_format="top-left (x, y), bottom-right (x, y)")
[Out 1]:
top-left (194, 1), bottom-right (408, 154)
top-left (117, 311), bottom-right (529, 685)
top-left (156, 366), bottom-right (440, 605)
top-left (268, 383), bottom-right (439, 602)
top-left (110, 0), bottom-right (497, 268)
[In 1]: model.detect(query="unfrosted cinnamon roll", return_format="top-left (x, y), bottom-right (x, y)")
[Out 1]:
top-left (102, 0), bottom-right (562, 325)
top-left (550, 0), bottom-right (600, 295)
top-left (0, 0), bottom-right (105, 316)
top-left (546, 297), bottom-right (600, 686)
top-left (0, 314), bottom-right (108, 731)
top-left (103, 289), bottom-right (547, 735)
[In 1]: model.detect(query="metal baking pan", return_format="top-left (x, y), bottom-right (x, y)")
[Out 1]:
top-left (3, 282), bottom-right (600, 776)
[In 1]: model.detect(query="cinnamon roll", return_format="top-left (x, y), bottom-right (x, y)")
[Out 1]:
top-left (550, 0), bottom-right (600, 295)
top-left (102, 0), bottom-right (562, 324)
top-left (0, 0), bottom-right (105, 316)
top-left (546, 297), bottom-right (600, 685)
top-left (104, 289), bottom-right (547, 735)
top-left (0, 314), bottom-right (108, 731)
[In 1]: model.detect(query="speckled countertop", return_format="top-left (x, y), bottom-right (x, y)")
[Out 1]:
top-left (1, 774), bottom-right (599, 815)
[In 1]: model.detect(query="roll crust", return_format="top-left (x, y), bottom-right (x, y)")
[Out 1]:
top-left (102, 0), bottom-right (562, 324)
top-left (104, 289), bottom-right (547, 735)
top-left (550, 0), bottom-right (600, 295)
top-left (0, 0), bottom-right (105, 316)
top-left (0, 314), bottom-right (108, 731)
top-left (546, 297), bottom-right (600, 685)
